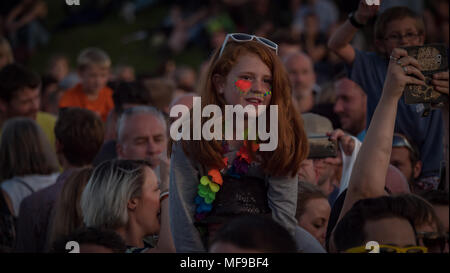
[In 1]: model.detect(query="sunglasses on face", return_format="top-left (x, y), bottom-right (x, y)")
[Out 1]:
top-left (345, 244), bottom-right (428, 253)
top-left (218, 33), bottom-right (278, 58)
top-left (417, 232), bottom-right (449, 253)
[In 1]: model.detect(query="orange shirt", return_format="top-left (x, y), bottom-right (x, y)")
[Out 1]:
top-left (59, 83), bottom-right (114, 122)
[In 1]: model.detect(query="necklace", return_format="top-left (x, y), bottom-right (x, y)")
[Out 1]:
top-left (194, 136), bottom-right (259, 222)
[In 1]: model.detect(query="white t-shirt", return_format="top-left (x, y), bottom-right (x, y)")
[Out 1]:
top-left (1, 172), bottom-right (60, 217)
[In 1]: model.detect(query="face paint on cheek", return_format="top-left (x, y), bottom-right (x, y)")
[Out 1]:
top-left (252, 90), bottom-right (272, 98)
top-left (235, 79), bottom-right (252, 96)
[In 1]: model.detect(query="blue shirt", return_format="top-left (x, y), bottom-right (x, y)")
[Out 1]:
top-left (356, 129), bottom-right (366, 142)
top-left (347, 49), bottom-right (443, 179)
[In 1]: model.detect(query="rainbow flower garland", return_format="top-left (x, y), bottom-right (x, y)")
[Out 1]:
top-left (194, 137), bottom-right (259, 221)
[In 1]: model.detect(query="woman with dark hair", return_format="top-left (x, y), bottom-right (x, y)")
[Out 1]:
top-left (169, 33), bottom-right (309, 252)
top-left (0, 118), bottom-right (59, 217)
top-left (0, 117), bottom-right (59, 250)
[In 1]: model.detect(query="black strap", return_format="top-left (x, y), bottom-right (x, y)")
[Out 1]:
top-left (13, 178), bottom-right (35, 194)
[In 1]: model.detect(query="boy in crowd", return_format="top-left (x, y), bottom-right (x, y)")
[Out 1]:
top-left (59, 47), bottom-right (114, 122)
top-left (328, 2), bottom-right (449, 190)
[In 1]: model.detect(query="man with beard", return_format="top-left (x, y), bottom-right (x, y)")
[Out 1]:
top-left (390, 133), bottom-right (423, 193)
top-left (0, 63), bottom-right (56, 149)
top-left (333, 77), bottom-right (367, 141)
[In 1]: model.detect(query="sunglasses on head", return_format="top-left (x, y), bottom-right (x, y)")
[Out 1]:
top-left (345, 244), bottom-right (428, 253)
top-left (416, 232), bottom-right (449, 253)
top-left (218, 33), bottom-right (278, 58)
top-left (392, 134), bottom-right (418, 158)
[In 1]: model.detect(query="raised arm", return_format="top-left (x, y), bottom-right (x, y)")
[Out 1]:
top-left (327, 0), bottom-right (379, 65)
top-left (338, 48), bottom-right (425, 221)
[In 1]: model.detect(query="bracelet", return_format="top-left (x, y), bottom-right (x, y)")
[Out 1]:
top-left (348, 12), bottom-right (365, 29)
top-left (160, 191), bottom-right (169, 202)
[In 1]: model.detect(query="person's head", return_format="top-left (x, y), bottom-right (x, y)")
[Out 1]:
top-left (374, 7), bottom-right (425, 57)
top-left (421, 190), bottom-right (449, 253)
top-left (76, 48), bottom-right (111, 95)
top-left (209, 215), bottom-right (297, 253)
top-left (0, 64), bottom-right (41, 121)
top-left (0, 37), bottom-right (14, 70)
top-left (112, 81), bottom-right (152, 115)
top-left (390, 133), bottom-right (422, 191)
top-left (43, 88), bottom-right (63, 116)
top-left (48, 167), bottom-right (94, 249)
top-left (385, 164), bottom-right (411, 194)
top-left (270, 30), bottom-right (301, 60)
top-left (0, 118), bottom-right (59, 182)
top-left (116, 106), bottom-right (167, 168)
top-left (333, 77), bottom-right (366, 136)
top-left (173, 65), bottom-right (197, 93)
top-left (55, 108), bottom-right (104, 168)
top-left (398, 193), bottom-right (446, 253)
top-left (296, 182), bottom-right (331, 247)
top-left (300, 113), bottom-right (338, 196)
top-left (183, 34), bottom-right (308, 177)
top-left (333, 196), bottom-right (425, 253)
top-left (40, 75), bottom-right (59, 112)
top-left (421, 190), bottom-right (449, 232)
top-left (114, 64), bottom-right (135, 82)
top-left (81, 160), bottom-right (161, 240)
top-left (168, 93), bottom-right (195, 125)
top-left (304, 12), bottom-right (319, 35)
top-left (51, 227), bottom-right (127, 253)
top-left (283, 52), bottom-right (316, 100)
top-left (46, 54), bottom-right (70, 82)
top-left (141, 77), bottom-right (175, 115)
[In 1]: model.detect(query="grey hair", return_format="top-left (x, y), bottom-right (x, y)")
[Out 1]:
top-left (116, 105), bottom-right (167, 143)
top-left (80, 160), bottom-right (149, 229)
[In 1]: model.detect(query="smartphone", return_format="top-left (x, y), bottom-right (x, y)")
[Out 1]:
top-left (402, 44), bottom-right (448, 105)
top-left (307, 136), bottom-right (338, 159)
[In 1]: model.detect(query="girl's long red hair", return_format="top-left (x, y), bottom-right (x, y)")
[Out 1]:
top-left (177, 41), bottom-right (308, 177)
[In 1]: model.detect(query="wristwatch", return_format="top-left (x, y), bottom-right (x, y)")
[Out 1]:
top-left (348, 12), bottom-right (365, 28)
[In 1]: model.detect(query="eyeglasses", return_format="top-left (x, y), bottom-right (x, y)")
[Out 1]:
top-left (345, 245), bottom-right (428, 253)
top-left (385, 32), bottom-right (420, 43)
top-left (416, 232), bottom-right (449, 253)
top-left (218, 33), bottom-right (278, 58)
top-left (392, 133), bottom-right (418, 159)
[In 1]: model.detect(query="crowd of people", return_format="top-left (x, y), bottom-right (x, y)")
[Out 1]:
top-left (0, 0), bottom-right (449, 254)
